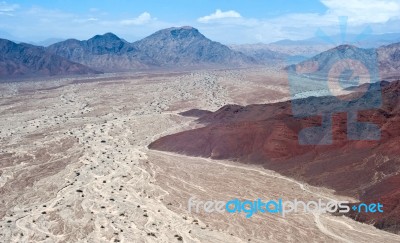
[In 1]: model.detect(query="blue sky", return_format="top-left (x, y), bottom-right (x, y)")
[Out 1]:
top-left (1, 0), bottom-right (400, 44)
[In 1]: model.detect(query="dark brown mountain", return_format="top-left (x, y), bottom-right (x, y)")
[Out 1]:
top-left (378, 42), bottom-right (400, 79)
top-left (289, 43), bottom-right (400, 80)
top-left (47, 27), bottom-right (257, 71)
top-left (229, 43), bottom-right (290, 65)
top-left (132, 26), bottom-right (256, 67)
top-left (149, 80), bottom-right (400, 234)
top-left (46, 33), bottom-right (153, 72)
top-left (0, 39), bottom-right (97, 79)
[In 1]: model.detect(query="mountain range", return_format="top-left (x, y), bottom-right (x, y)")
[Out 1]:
top-left (229, 43), bottom-right (289, 65)
top-left (230, 32), bottom-right (400, 58)
top-left (0, 27), bottom-right (258, 78)
top-left (47, 26), bottom-right (257, 72)
top-left (288, 43), bottom-right (400, 80)
top-left (1, 27), bottom-right (400, 79)
top-left (0, 38), bottom-right (98, 78)
top-left (272, 32), bottom-right (400, 48)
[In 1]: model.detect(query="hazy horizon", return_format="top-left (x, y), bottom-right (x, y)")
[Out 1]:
top-left (1, 0), bottom-right (400, 44)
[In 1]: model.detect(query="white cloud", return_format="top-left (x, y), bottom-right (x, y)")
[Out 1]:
top-left (0, 1), bottom-right (18, 11)
top-left (198, 9), bottom-right (241, 23)
top-left (196, 0), bottom-right (400, 43)
top-left (0, 1), bottom-right (19, 16)
top-left (120, 12), bottom-right (153, 25)
top-left (73, 17), bottom-right (99, 24)
top-left (321, 0), bottom-right (400, 24)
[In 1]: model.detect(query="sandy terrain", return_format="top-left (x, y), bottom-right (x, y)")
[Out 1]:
top-left (0, 69), bottom-right (399, 242)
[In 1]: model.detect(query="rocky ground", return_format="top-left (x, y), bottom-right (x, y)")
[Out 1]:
top-left (0, 69), bottom-right (399, 242)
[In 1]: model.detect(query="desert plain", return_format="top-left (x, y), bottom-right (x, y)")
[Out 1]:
top-left (0, 68), bottom-right (400, 243)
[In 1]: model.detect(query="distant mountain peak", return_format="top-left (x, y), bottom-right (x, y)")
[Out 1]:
top-left (334, 44), bottom-right (358, 50)
top-left (165, 26), bottom-right (197, 31)
top-left (150, 26), bottom-right (202, 40)
top-left (131, 26), bottom-right (255, 66)
top-left (103, 32), bottom-right (120, 38)
top-left (89, 32), bottom-right (122, 42)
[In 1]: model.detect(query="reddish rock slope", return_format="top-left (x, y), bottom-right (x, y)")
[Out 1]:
top-left (149, 80), bottom-right (400, 233)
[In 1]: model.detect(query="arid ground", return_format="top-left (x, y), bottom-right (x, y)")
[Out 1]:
top-left (1, 69), bottom-right (400, 242)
